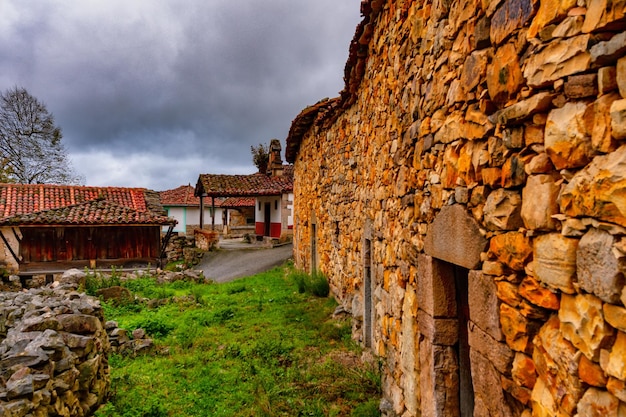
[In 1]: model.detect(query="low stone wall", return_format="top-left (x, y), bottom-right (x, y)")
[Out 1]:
top-left (0, 275), bottom-right (110, 417)
top-left (194, 229), bottom-right (219, 251)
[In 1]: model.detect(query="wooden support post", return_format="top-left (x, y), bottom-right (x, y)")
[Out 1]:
top-left (199, 194), bottom-right (204, 229)
top-left (211, 197), bottom-right (216, 230)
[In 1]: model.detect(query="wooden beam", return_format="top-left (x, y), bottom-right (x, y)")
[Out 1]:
top-left (199, 194), bottom-right (205, 229)
top-left (0, 229), bottom-right (21, 264)
top-left (211, 196), bottom-right (215, 231)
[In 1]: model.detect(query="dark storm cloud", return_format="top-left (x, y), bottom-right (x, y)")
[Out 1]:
top-left (0, 0), bottom-right (361, 190)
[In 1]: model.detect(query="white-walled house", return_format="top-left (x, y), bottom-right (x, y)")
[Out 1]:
top-left (195, 166), bottom-right (294, 241)
top-left (159, 185), bottom-right (223, 234)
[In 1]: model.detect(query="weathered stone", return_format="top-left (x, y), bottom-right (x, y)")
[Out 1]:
top-left (560, 293), bottom-right (614, 361)
top-left (469, 271), bottom-right (504, 340)
top-left (599, 66), bottom-right (619, 95)
top-left (564, 73), bottom-right (598, 99)
top-left (490, 0), bottom-right (535, 45)
top-left (611, 99), bottom-right (626, 139)
top-left (482, 260), bottom-right (505, 276)
top-left (524, 35), bottom-right (591, 88)
top-left (424, 204), bottom-right (488, 270)
top-left (416, 254), bottom-right (457, 318)
top-left (418, 309), bottom-right (458, 346)
top-left (512, 352), bottom-right (537, 389)
top-left (57, 314), bottom-right (103, 335)
top-left (521, 174), bottom-right (560, 230)
top-left (503, 126), bottom-right (525, 149)
top-left (577, 388), bottom-right (622, 417)
top-left (484, 189), bottom-right (523, 231)
top-left (460, 50), bottom-right (489, 94)
top-left (604, 303), bottom-right (626, 333)
top-left (585, 92), bottom-right (620, 153)
top-left (532, 316), bottom-right (584, 414)
top-left (579, 354), bottom-right (608, 387)
top-left (60, 268), bottom-right (86, 286)
top-left (577, 228), bottom-right (625, 303)
top-left (501, 154), bottom-right (527, 188)
top-left (545, 102), bottom-right (593, 170)
top-left (533, 233), bottom-right (578, 294)
top-left (471, 350), bottom-right (516, 416)
top-left (469, 321), bottom-right (514, 375)
top-left (607, 377), bottom-right (626, 403)
top-left (502, 375), bottom-right (533, 405)
top-left (419, 338), bottom-right (459, 417)
top-left (519, 276), bottom-right (560, 310)
top-left (601, 331), bottom-right (626, 380)
top-left (496, 279), bottom-right (523, 307)
top-left (590, 31), bottom-right (626, 68)
top-left (487, 42), bottom-right (524, 104)
top-left (490, 92), bottom-right (554, 125)
top-left (489, 231), bottom-right (533, 271)
top-left (95, 286), bottom-right (131, 302)
top-left (552, 15), bottom-right (584, 38)
top-left (524, 125), bottom-right (545, 146)
top-left (433, 111), bottom-right (494, 144)
top-left (560, 146), bottom-right (626, 227)
top-left (527, 0), bottom-right (574, 38)
top-left (525, 153), bottom-right (554, 174)
top-left (618, 57), bottom-right (626, 98)
top-left (583, 0), bottom-right (626, 33)
top-left (500, 302), bottom-right (534, 352)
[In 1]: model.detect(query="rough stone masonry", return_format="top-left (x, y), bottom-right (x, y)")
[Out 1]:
top-left (0, 271), bottom-right (110, 417)
top-left (286, 0), bottom-right (626, 416)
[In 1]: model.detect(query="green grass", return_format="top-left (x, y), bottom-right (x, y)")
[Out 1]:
top-left (95, 263), bottom-right (381, 417)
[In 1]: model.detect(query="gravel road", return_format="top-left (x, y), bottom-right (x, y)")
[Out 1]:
top-left (197, 243), bottom-right (293, 283)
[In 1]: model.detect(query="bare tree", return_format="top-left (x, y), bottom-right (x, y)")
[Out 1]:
top-left (0, 87), bottom-right (83, 184)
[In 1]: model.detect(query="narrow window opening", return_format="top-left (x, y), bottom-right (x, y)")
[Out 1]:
top-left (453, 264), bottom-right (474, 417)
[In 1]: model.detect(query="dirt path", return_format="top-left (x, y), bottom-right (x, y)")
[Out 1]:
top-left (197, 243), bottom-right (293, 283)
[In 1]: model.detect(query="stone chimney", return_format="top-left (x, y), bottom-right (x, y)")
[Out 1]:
top-left (267, 138), bottom-right (284, 177)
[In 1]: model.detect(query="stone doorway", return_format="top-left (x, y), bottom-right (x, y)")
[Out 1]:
top-left (418, 204), bottom-right (488, 417)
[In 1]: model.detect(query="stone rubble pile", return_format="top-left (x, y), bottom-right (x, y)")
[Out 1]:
top-left (0, 274), bottom-right (110, 417)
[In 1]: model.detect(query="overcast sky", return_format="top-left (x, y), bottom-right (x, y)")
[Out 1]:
top-left (0, 1), bottom-right (361, 191)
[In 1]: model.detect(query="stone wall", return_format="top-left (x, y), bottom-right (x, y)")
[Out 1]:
top-left (0, 276), bottom-right (110, 416)
top-left (287, 0), bottom-right (626, 416)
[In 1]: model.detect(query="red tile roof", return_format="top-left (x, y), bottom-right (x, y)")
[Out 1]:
top-left (196, 167), bottom-right (294, 198)
top-left (0, 183), bottom-right (174, 226)
top-left (159, 185), bottom-right (201, 206)
top-left (159, 185), bottom-right (234, 207)
top-left (221, 197), bottom-right (255, 208)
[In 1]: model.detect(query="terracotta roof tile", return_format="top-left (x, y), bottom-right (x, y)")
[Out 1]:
top-left (0, 183), bottom-right (175, 226)
top-left (196, 167), bottom-right (293, 197)
top-left (159, 185), bottom-right (201, 206)
top-left (221, 197), bottom-right (255, 208)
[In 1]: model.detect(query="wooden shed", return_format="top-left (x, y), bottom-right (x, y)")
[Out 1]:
top-left (0, 184), bottom-right (176, 275)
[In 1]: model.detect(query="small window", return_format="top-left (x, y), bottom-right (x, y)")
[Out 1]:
top-left (275, 200), bottom-right (278, 210)
top-left (258, 201), bottom-right (261, 210)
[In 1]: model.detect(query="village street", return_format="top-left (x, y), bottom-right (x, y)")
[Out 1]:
top-left (197, 239), bottom-right (294, 283)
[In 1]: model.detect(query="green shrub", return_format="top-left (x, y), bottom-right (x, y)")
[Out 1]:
top-left (289, 270), bottom-right (330, 297)
top-left (129, 316), bottom-right (174, 338)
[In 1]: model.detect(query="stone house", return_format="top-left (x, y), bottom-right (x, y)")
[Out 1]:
top-left (159, 184), bottom-right (255, 236)
top-left (0, 183), bottom-right (175, 276)
top-left (194, 163), bottom-right (294, 241)
top-left (285, 1), bottom-right (626, 416)
top-left (195, 139), bottom-right (294, 241)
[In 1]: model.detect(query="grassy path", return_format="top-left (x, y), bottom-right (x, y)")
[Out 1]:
top-left (93, 263), bottom-right (381, 417)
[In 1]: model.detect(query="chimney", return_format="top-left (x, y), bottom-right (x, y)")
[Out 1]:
top-left (267, 139), bottom-right (284, 177)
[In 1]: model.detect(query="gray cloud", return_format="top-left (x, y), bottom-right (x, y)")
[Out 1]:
top-left (0, 0), bottom-right (361, 190)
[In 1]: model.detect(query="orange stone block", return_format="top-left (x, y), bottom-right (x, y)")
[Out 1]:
top-left (519, 276), bottom-right (560, 310)
top-left (579, 355), bottom-right (608, 387)
top-left (489, 231), bottom-right (533, 271)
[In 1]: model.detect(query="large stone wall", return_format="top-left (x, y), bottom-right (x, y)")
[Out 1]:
top-left (287, 0), bottom-right (626, 416)
top-left (0, 276), bottom-right (110, 417)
